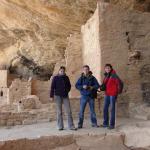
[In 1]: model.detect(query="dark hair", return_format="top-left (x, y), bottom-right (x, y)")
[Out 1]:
top-left (59, 66), bottom-right (66, 71)
top-left (105, 64), bottom-right (113, 69)
top-left (83, 65), bottom-right (90, 70)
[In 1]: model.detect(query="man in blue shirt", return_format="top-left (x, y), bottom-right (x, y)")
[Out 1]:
top-left (75, 65), bottom-right (100, 128)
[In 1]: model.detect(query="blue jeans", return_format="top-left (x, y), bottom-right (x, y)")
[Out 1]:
top-left (103, 95), bottom-right (117, 127)
top-left (78, 95), bottom-right (97, 127)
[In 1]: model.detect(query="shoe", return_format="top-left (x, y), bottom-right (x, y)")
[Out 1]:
top-left (100, 124), bottom-right (109, 128)
top-left (108, 126), bottom-right (115, 130)
top-left (70, 127), bottom-right (77, 131)
top-left (78, 125), bottom-right (82, 129)
top-left (58, 128), bottom-right (64, 131)
top-left (92, 124), bottom-right (100, 128)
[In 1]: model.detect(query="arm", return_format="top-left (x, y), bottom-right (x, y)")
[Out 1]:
top-left (115, 75), bottom-right (123, 94)
top-left (66, 76), bottom-right (71, 92)
top-left (75, 77), bottom-right (83, 91)
top-left (50, 76), bottom-right (56, 98)
top-left (92, 77), bottom-right (100, 90)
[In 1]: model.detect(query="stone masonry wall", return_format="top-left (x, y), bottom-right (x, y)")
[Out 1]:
top-left (9, 79), bottom-right (31, 104)
top-left (31, 80), bottom-right (50, 104)
top-left (81, 7), bottom-right (101, 82)
top-left (65, 33), bottom-right (83, 98)
top-left (0, 70), bottom-right (8, 87)
top-left (82, 2), bottom-right (150, 118)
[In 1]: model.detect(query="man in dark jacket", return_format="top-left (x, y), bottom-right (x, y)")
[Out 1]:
top-left (50, 66), bottom-right (76, 131)
top-left (75, 65), bottom-right (100, 128)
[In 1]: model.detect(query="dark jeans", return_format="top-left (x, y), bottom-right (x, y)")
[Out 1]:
top-left (78, 95), bottom-right (97, 127)
top-left (103, 95), bottom-right (117, 127)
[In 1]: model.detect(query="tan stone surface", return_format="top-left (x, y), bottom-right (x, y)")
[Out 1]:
top-left (0, 0), bottom-right (149, 134)
top-left (0, 118), bottom-right (149, 150)
top-left (20, 95), bottom-right (41, 109)
top-left (0, 0), bottom-right (96, 79)
top-left (0, 97), bottom-right (103, 127)
top-left (31, 80), bottom-right (50, 104)
top-left (0, 0), bottom-right (149, 80)
top-left (0, 87), bottom-right (9, 106)
top-left (82, 2), bottom-right (150, 118)
top-left (9, 79), bottom-right (31, 104)
top-left (101, 0), bottom-right (150, 12)
top-left (65, 33), bottom-right (83, 98)
top-left (0, 70), bottom-right (8, 87)
top-left (82, 6), bottom-right (101, 82)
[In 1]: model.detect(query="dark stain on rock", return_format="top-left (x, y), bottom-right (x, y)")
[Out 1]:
top-left (140, 64), bottom-right (150, 105)
top-left (9, 54), bottom-right (54, 80)
top-left (139, 64), bottom-right (150, 79)
top-left (141, 83), bottom-right (150, 105)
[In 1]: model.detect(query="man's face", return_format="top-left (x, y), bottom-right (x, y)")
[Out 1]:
top-left (105, 66), bottom-right (112, 73)
top-left (83, 67), bottom-right (90, 75)
top-left (58, 69), bottom-right (65, 75)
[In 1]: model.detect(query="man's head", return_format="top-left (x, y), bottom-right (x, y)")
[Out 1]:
top-left (104, 64), bottom-right (113, 73)
top-left (58, 66), bottom-right (66, 75)
top-left (83, 65), bottom-right (90, 75)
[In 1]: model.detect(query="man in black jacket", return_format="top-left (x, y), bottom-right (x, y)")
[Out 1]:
top-left (50, 66), bottom-right (76, 131)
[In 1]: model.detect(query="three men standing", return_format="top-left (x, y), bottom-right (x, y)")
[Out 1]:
top-left (50, 64), bottom-right (123, 130)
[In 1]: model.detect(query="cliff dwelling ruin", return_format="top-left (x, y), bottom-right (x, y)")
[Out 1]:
top-left (0, 0), bottom-right (150, 150)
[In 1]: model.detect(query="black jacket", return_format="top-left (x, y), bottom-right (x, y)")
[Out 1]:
top-left (50, 74), bottom-right (71, 98)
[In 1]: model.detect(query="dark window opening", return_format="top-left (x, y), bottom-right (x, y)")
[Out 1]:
top-left (0, 91), bottom-right (3, 97)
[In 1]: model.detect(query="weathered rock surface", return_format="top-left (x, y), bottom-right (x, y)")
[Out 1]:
top-left (65, 32), bottom-right (82, 98)
top-left (102, 0), bottom-right (150, 12)
top-left (0, 118), bottom-right (149, 150)
top-left (82, 2), bottom-right (150, 118)
top-left (0, 0), bottom-right (96, 79)
top-left (20, 95), bottom-right (41, 109)
top-left (1, 0), bottom-right (150, 80)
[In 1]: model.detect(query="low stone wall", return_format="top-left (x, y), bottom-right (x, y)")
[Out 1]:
top-left (31, 80), bottom-right (50, 104)
top-left (0, 96), bottom-right (129, 127)
top-left (9, 79), bottom-right (31, 104)
top-left (0, 133), bottom-right (128, 150)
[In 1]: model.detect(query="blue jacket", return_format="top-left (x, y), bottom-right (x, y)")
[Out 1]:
top-left (50, 74), bottom-right (71, 98)
top-left (75, 73), bottom-right (100, 97)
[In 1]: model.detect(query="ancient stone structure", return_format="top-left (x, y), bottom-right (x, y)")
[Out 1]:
top-left (31, 80), bottom-right (50, 104)
top-left (82, 2), bottom-right (150, 118)
top-left (0, 0), bottom-right (150, 149)
top-left (0, 0), bottom-right (97, 79)
top-left (101, 0), bottom-right (150, 12)
top-left (65, 33), bottom-right (83, 98)
top-left (0, 118), bottom-right (150, 150)
top-left (0, 70), bottom-right (9, 105)
top-left (0, 0), bottom-right (149, 126)
top-left (9, 79), bottom-right (31, 104)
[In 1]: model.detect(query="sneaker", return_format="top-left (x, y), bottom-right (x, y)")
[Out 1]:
top-left (70, 127), bottom-right (77, 131)
top-left (108, 126), bottom-right (115, 130)
top-left (78, 125), bottom-right (82, 129)
top-left (92, 124), bottom-right (100, 128)
top-left (58, 128), bottom-right (64, 131)
top-left (100, 125), bottom-right (109, 128)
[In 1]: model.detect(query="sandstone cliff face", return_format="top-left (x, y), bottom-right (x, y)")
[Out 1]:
top-left (0, 0), bottom-right (150, 80)
top-left (103, 0), bottom-right (150, 12)
top-left (0, 0), bottom-right (96, 79)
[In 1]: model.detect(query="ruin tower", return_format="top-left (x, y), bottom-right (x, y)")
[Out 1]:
top-left (0, 70), bottom-right (9, 105)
